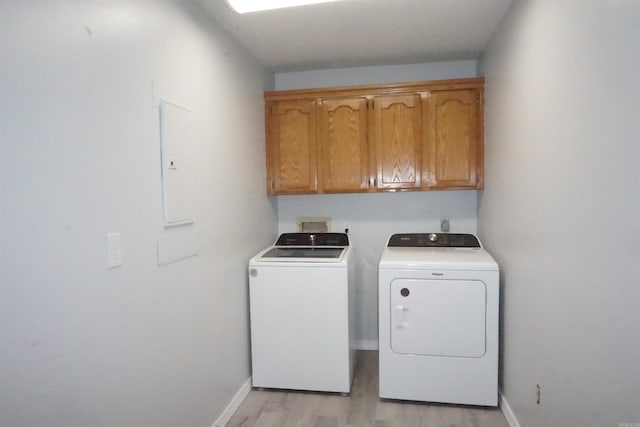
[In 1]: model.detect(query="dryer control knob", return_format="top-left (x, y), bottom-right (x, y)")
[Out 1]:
top-left (428, 233), bottom-right (438, 242)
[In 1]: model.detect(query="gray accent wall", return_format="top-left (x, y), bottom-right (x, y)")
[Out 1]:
top-left (0, 2), bottom-right (276, 426)
top-left (478, 1), bottom-right (640, 426)
top-left (275, 60), bottom-right (477, 89)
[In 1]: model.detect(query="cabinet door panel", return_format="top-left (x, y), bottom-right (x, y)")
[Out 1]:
top-left (267, 100), bottom-right (317, 194)
top-left (426, 89), bottom-right (482, 189)
top-left (373, 94), bottom-right (422, 190)
top-left (318, 98), bottom-right (369, 193)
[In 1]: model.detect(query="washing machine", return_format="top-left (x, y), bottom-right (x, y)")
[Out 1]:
top-left (248, 233), bottom-right (356, 393)
top-left (378, 233), bottom-right (499, 406)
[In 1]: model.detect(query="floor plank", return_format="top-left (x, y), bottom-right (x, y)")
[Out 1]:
top-left (226, 351), bottom-right (509, 427)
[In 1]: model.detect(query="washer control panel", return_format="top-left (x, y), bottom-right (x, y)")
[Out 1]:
top-left (274, 232), bottom-right (349, 247)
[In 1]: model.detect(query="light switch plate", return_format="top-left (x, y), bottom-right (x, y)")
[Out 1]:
top-left (107, 232), bottom-right (123, 269)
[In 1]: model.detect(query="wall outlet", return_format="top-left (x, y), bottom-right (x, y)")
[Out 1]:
top-left (440, 218), bottom-right (450, 232)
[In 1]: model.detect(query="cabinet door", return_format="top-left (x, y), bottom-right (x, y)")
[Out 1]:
top-left (266, 100), bottom-right (317, 194)
top-left (317, 97), bottom-right (369, 193)
top-left (425, 89), bottom-right (483, 189)
top-left (373, 94), bottom-right (422, 190)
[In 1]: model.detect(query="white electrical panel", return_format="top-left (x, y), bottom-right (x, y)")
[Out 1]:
top-left (159, 98), bottom-right (195, 227)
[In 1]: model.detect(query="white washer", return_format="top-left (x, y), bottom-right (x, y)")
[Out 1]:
top-left (378, 233), bottom-right (499, 406)
top-left (248, 233), bottom-right (356, 393)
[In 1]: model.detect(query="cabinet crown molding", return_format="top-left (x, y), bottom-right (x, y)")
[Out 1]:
top-left (265, 77), bottom-right (485, 102)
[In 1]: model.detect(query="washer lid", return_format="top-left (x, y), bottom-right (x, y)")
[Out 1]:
top-left (260, 247), bottom-right (345, 260)
top-left (253, 245), bottom-right (350, 263)
top-left (379, 246), bottom-right (498, 271)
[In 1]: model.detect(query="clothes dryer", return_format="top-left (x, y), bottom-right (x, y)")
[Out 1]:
top-left (378, 233), bottom-right (499, 406)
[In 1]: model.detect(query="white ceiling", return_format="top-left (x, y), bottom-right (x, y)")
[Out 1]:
top-left (198, 0), bottom-right (513, 72)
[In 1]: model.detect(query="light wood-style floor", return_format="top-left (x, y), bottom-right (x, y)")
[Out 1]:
top-left (226, 351), bottom-right (509, 427)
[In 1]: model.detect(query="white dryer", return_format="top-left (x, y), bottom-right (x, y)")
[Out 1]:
top-left (378, 233), bottom-right (499, 406)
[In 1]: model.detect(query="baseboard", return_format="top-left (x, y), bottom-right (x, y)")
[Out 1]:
top-left (211, 377), bottom-right (252, 427)
top-left (500, 391), bottom-right (521, 427)
top-left (354, 339), bottom-right (378, 350)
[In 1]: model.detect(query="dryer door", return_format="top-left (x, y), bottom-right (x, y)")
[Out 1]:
top-left (390, 278), bottom-right (486, 357)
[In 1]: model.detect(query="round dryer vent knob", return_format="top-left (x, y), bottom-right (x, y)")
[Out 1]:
top-left (428, 233), bottom-right (438, 242)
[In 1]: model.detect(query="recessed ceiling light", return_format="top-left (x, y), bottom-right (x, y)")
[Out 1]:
top-left (225, 0), bottom-right (345, 14)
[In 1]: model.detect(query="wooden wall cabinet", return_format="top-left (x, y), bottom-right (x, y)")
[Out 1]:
top-left (424, 89), bottom-right (483, 189)
top-left (265, 78), bottom-right (484, 195)
top-left (372, 94), bottom-right (423, 190)
top-left (266, 99), bottom-right (317, 194)
top-left (317, 97), bottom-right (369, 193)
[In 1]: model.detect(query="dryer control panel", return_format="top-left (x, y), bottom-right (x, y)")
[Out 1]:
top-left (388, 233), bottom-right (480, 248)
